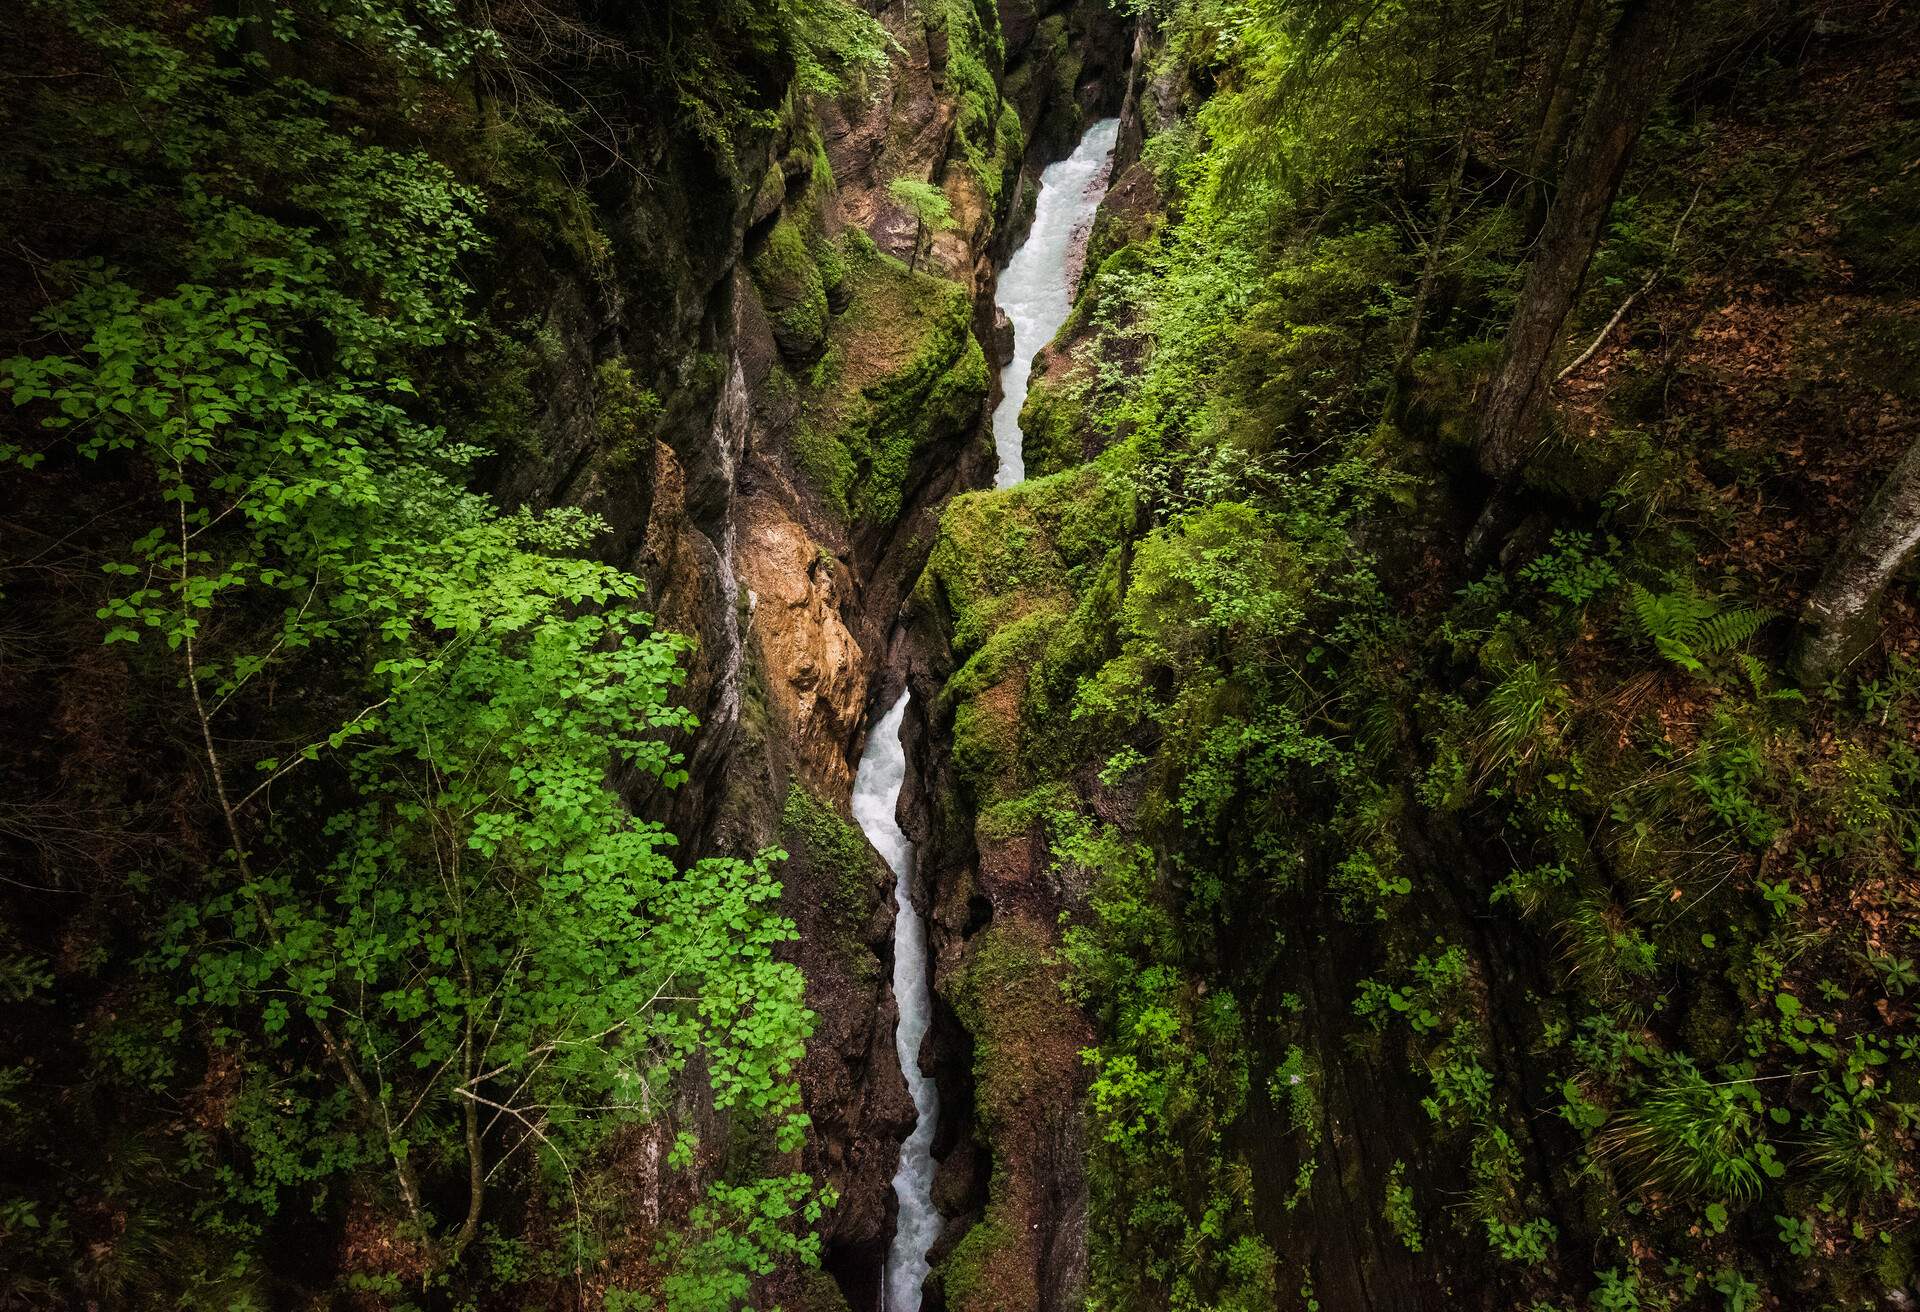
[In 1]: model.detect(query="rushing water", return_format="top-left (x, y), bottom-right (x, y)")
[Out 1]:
top-left (852, 689), bottom-right (940, 1312)
top-left (855, 118), bottom-right (1122, 1312)
top-left (990, 116), bottom-right (1122, 488)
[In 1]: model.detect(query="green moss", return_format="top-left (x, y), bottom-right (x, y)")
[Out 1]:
top-left (915, 458), bottom-right (1132, 810)
top-left (938, 921), bottom-right (1074, 1311)
top-left (593, 358), bottom-right (663, 468)
top-left (946, 607), bottom-right (1064, 705)
top-left (785, 1268), bottom-right (853, 1312)
top-left (787, 242), bottom-right (988, 525)
top-left (471, 111), bottom-right (613, 270)
top-left (862, 330), bottom-right (986, 524)
top-left (951, 924), bottom-right (1058, 1118)
top-left (917, 468), bottom-right (1133, 812)
top-left (918, 0), bottom-right (1020, 212)
top-left (990, 101), bottom-right (1026, 214)
top-left (937, 1217), bottom-right (1015, 1311)
top-left (950, 699), bottom-right (1015, 797)
top-left (920, 477), bottom-right (1082, 655)
top-left (976, 781), bottom-right (1077, 843)
top-left (810, 132), bottom-right (836, 192)
top-left (790, 414), bottom-right (859, 512)
top-left (779, 782), bottom-right (884, 975)
top-left (815, 238), bottom-right (848, 306)
top-left (750, 215), bottom-right (829, 362)
top-left (1014, 368), bottom-right (1091, 479)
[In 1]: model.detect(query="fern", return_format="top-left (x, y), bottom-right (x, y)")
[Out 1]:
top-left (1627, 584), bottom-right (1775, 674)
top-left (1699, 607), bottom-right (1773, 655)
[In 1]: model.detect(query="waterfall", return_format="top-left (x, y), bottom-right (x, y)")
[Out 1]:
top-left (990, 116), bottom-right (1122, 488)
top-left (852, 689), bottom-right (940, 1312)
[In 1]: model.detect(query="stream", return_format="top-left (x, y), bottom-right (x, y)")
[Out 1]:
top-left (850, 689), bottom-right (936, 1312)
top-left (854, 116), bottom-right (1120, 1312)
top-left (990, 116), bottom-right (1122, 488)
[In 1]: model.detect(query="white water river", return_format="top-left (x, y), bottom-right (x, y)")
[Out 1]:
top-left (856, 117), bottom-right (1120, 1312)
top-left (990, 116), bottom-right (1121, 488)
top-left (852, 689), bottom-right (939, 1312)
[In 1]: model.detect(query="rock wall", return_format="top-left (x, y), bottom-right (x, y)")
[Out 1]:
top-left (893, 10), bottom-right (1920, 1312)
top-left (490, 3), bottom-right (1130, 1305)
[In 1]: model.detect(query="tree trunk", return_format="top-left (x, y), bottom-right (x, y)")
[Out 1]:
top-left (1395, 126), bottom-right (1472, 382)
top-left (1792, 436), bottom-right (1920, 685)
top-left (1475, 0), bottom-right (1695, 490)
top-left (1521, 0), bottom-right (1604, 233)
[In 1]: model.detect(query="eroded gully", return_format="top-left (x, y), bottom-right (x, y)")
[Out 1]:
top-left (849, 116), bottom-right (1120, 1312)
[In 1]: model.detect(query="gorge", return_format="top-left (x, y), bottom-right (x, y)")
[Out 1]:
top-left (854, 111), bottom-right (1119, 1310)
top-left (2, 2), bottom-right (1919, 1311)
top-left (851, 688), bottom-right (938, 1312)
top-left (991, 116), bottom-right (1121, 487)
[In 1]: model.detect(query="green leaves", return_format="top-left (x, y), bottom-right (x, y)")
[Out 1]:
top-left (1626, 583), bottom-right (1776, 676)
top-left (1, 0), bottom-right (824, 1292)
top-left (886, 176), bottom-right (954, 231)
top-left (1599, 1061), bottom-right (1784, 1204)
top-left (652, 1173), bottom-right (838, 1312)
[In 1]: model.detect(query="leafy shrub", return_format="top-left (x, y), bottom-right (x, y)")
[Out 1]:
top-left (1601, 1062), bottom-right (1783, 1203)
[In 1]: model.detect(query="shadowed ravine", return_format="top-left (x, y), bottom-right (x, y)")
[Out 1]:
top-left (856, 113), bottom-right (1124, 1312)
top-left (991, 116), bottom-right (1121, 488)
top-left (851, 688), bottom-right (936, 1312)
top-left (6, 3), bottom-right (1919, 1310)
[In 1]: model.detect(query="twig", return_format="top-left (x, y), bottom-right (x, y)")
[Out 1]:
top-left (1557, 268), bottom-right (1659, 381)
top-left (1558, 182), bottom-right (1704, 382)
top-left (454, 1086), bottom-right (587, 1304)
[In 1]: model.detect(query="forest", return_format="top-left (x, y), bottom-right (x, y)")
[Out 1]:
top-left (0, 0), bottom-right (1916, 1310)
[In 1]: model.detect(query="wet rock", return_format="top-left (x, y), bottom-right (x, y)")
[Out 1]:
top-left (739, 496), bottom-right (867, 797)
top-left (749, 215), bottom-right (831, 363)
top-left (750, 163), bottom-right (787, 230)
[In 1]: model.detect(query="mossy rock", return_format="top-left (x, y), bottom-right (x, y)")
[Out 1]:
top-left (934, 919), bottom-right (1082, 1312)
top-left (936, 1217), bottom-right (1020, 1312)
top-left (785, 1268), bottom-right (854, 1312)
top-left (591, 357), bottom-right (663, 469)
top-left (951, 698), bottom-right (1018, 796)
top-left (922, 0), bottom-right (1018, 212)
top-left (950, 920), bottom-right (1068, 1132)
top-left (749, 215), bottom-right (829, 363)
top-left (914, 457), bottom-right (1130, 806)
top-left (922, 488), bottom-right (1068, 656)
top-left (779, 782), bottom-right (887, 978)
top-left (1081, 223), bottom-right (1157, 304)
top-left (920, 459), bottom-right (1126, 668)
top-left (1016, 366), bottom-right (1091, 479)
top-left (749, 164), bottom-right (786, 229)
top-left (788, 242), bottom-right (989, 523)
top-left (818, 239), bottom-right (850, 312)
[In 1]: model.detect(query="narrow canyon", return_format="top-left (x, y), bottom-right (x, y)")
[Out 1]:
top-left (3, 2), bottom-right (1918, 1311)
